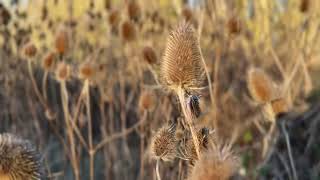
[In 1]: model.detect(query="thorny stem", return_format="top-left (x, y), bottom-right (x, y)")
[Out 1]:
top-left (177, 86), bottom-right (201, 158)
top-left (60, 81), bottom-right (80, 180)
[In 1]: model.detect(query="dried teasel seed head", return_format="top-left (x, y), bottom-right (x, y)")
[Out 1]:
top-left (0, 133), bottom-right (43, 180)
top-left (189, 145), bottom-right (239, 180)
top-left (55, 62), bottom-right (70, 82)
top-left (42, 51), bottom-right (56, 71)
top-left (0, 4), bottom-right (11, 26)
top-left (142, 46), bottom-right (157, 65)
top-left (271, 98), bottom-right (289, 118)
top-left (247, 68), bottom-right (276, 104)
top-left (139, 90), bottom-right (156, 112)
top-left (300, 0), bottom-right (310, 13)
top-left (108, 9), bottom-right (121, 29)
top-left (78, 60), bottom-right (95, 80)
top-left (121, 20), bottom-right (136, 42)
top-left (181, 6), bottom-right (193, 22)
top-left (227, 16), bottom-right (241, 35)
top-left (127, 0), bottom-right (141, 22)
top-left (178, 127), bottom-right (211, 163)
top-left (55, 27), bottom-right (69, 55)
top-left (186, 94), bottom-right (201, 118)
top-left (23, 42), bottom-right (37, 58)
top-left (161, 22), bottom-right (204, 91)
top-left (150, 125), bottom-right (177, 162)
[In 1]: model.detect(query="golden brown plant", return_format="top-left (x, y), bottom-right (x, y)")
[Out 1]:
top-left (42, 51), bottom-right (56, 71)
top-left (108, 9), bottom-right (121, 29)
top-left (181, 6), bottom-right (193, 22)
top-left (150, 125), bottom-right (177, 162)
top-left (55, 27), bottom-right (69, 55)
top-left (121, 20), bottom-right (137, 42)
top-left (138, 90), bottom-right (156, 112)
top-left (227, 16), bottom-right (241, 35)
top-left (247, 68), bottom-right (275, 104)
top-left (161, 22), bottom-right (204, 91)
top-left (142, 46), bottom-right (157, 65)
top-left (127, 0), bottom-right (141, 22)
top-left (271, 98), bottom-right (289, 117)
top-left (189, 145), bottom-right (239, 180)
top-left (0, 133), bottom-right (43, 180)
top-left (23, 42), bottom-right (37, 58)
top-left (55, 62), bottom-right (71, 82)
top-left (78, 61), bottom-right (95, 80)
top-left (300, 0), bottom-right (310, 13)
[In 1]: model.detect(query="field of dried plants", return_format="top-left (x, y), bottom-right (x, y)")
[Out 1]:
top-left (0, 0), bottom-right (320, 179)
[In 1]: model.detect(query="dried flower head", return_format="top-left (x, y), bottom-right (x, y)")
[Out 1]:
top-left (161, 22), bottom-right (204, 91)
top-left (189, 145), bottom-right (239, 180)
top-left (55, 27), bottom-right (69, 55)
top-left (142, 46), bottom-right (157, 65)
top-left (0, 4), bottom-right (11, 26)
top-left (271, 98), bottom-right (289, 117)
top-left (0, 133), bottom-right (43, 180)
top-left (42, 51), bottom-right (56, 71)
top-left (247, 68), bottom-right (275, 104)
top-left (181, 6), bottom-right (193, 22)
top-left (127, 0), bottom-right (141, 22)
top-left (139, 90), bottom-right (156, 112)
top-left (300, 0), bottom-right (310, 13)
top-left (150, 125), bottom-right (177, 162)
top-left (55, 62), bottom-right (70, 82)
top-left (121, 20), bottom-right (136, 42)
top-left (23, 42), bottom-right (37, 58)
top-left (78, 61), bottom-right (95, 80)
top-left (227, 16), bottom-right (241, 35)
top-left (179, 127), bottom-right (211, 163)
top-left (108, 9), bottom-right (121, 29)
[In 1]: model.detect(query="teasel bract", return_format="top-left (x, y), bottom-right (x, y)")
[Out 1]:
top-left (0, 133), bottom-right (43, 180)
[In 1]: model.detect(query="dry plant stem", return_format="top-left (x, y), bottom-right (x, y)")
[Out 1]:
top-left (177, 86), bottom-right (200, 158)
top-left (156, 159), bottom-right (161, 180)
top-left (94, 116), bottom-right (146, 152)
top-left (27, 60), bottom-right (47, 108)
top-left (60, 81), bottom-right (80, 180)
top-left (212, 47), bottom-right (221, 130)
top-left (84, 80), bottom-right (94, 180)
top-left (42, 71), bottom-right (49, 102)
top-left (139, 111), bottom-right (148, 180)
top-left (280, 122), bottom-right (298, 180)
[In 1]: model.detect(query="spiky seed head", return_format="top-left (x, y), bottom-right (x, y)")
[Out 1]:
top-left (179, 127), bottom-right (211, 163)
top-left (161, 22), bottom-right (204, 91)
top-left (142, 46), bottom-right (157, 65)
top-left (0, 4), bottom-right (11, 26)
top-left (150, 125), bottom-right (177, 162)
top-left (271, 98), bottom-right (289, 117)
top-left (0, 133), bottom-right (43, 180)
top-left (55, 27), bottom-right (69, 55)
top-left (42, 51), bottom-right (56, 71)
top-left (247, 68), bottom-right (275, 104)
top-left (181, 6), bottom-right (193, 22)
top-left (227, 16), bottom-right (241, 35)
top-left (127, 0), bottom-right (141, 22)
top-left (55, 62), bottom-right (70, 82)
top-left (121, 20), bottom-right (136, 42)
top-left (23, 42), bottom-right (37, 58)
top-left (78, 61), bottom-right (95, 80)
top-left (108, 9), bottom-right (121, 29)
top-left (186, 94), bottom-right (201, 118)
top-left (189, 145), bottom-right (239, 180)
top-left (300, 0), bottom-right (310, 13)
top-left (139, 90), bottom-right (156, 112)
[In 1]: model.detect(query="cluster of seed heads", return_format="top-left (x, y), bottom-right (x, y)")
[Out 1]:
top-left (0, 133), bottom-right (43, 180)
